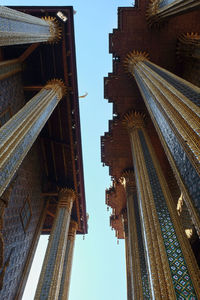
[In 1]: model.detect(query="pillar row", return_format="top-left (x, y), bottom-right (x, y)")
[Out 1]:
top-left (147, 0), bottom-right (200, 26)
top-left (0, 6), bottom-right (62, 46)
top-left (34, 188), bottom-right (75, 300)
top-left (125, 50), bottom-right (200, 236)
top-left (0, 79), bottom-right (66, 197)
top-left (58, 220), bottom-right (78, 300)
top-left (123, 111), bottom-right (200, 299)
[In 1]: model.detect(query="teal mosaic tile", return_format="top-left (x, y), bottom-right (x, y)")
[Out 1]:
top-left (138, 130), bottom-right (197, 299)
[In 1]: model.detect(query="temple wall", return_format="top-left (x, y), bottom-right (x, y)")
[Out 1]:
top-left (0, 74), bottom-right (44, 299)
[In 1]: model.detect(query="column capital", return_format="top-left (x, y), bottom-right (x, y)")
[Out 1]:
top-left (42, 16), bottom-right (62, 43)
top-left (123, 111), bottom-right (146, 131)
top-left (45, 79), bottom-right (67, 100)
top-left (121, 169), bottom-right (136, 188)
top-left (124, 50), bottom-right (149, 72)
top-left (68, 220), bottom-right (78, 241)
top-left (58, 188), bottom-right (76, 210)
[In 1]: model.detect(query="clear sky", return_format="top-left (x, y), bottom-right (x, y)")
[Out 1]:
top-left (2, 1), bottom-right (133, 299)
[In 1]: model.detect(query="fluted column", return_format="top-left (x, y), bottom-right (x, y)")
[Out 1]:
top-left (122, 210), bottom-right (133, 300)
top-left (177, 33), bottom-right (200, 60)
top-left (125, 51), bottom-right (200, 236)
top-left (122, 171), bottom-right (151, 300)
top-left (147, 0), bottom-right (200, 26)
top-left (123, 111), bottom-right (200, 299)
top-left (34, 188), bottom-right (75, 300)
top-left (58, 220), bottom-right (78, 300)
top-left (0, 79), bottom-right (66, 197)
top-left (0, 6), bottom-right (61, 46)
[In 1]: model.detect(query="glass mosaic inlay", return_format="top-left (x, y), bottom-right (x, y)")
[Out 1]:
top-left (0, 94), bottom-right (58, 193)
top-left (134, 70), bottom-right (200, 215)
top-left (0, 17), bottom-right (49, 35)
top-left (134, 194), bottom-right (150, 299)
top-left (138, 130), bottom-right (197, 299)
top-left (158, 0), bottom-right (176, 9)
top-left (58, 240), bottom-right (71, 299)
top-left (144, 61), bottom-right (200, 107)
top-left (40, 208), bottom-right (66, 299)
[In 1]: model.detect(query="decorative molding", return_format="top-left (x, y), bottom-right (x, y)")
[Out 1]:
top-left (123, 111), bottom-right (146, 131)
top-left (58, 188), bottom-right (76, 210)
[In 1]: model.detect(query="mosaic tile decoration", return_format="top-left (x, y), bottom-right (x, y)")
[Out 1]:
top-left (134, 194), bottom-right (151, 299)
top-left (40, 208), bottom-right (65, 298)
top-left (58, 239), bottom-right (71, 299)
top-left (134, 70), bottom-right (200, 215)
top-left (138, 130), bottom-right (197, 299)
top-left (144, 61), bottom-right (200, 107)
top-left (158, 0), bottom-right (177, 9)
top-left (0, 17), bottom-right (50, 35)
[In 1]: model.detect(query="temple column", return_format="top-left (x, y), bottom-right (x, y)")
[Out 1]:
top-left (121, 171), bottom-right (151, 300)
top-left (177, 33), bottom-right (200, 60)
top-left (0, 6), bottom-right (61, 46)
top-left (125, 51), bottom-right (200, 236)
top-left (122, 210), bottom-right (133, 300)
top-left (34, 188), bottom-right (75, 300)
top-left (123, 111), bottom-right (200, 299)
top-left (0, 79), bottom-right (66, 197)
top-left (147, 0), bottom-right (200, 26)
top-left (58, 220), bottom-right (78, 300)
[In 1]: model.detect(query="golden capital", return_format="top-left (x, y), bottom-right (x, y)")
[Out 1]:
top-left (68, 220), bottom-right (78, 240)
top-left (42, 16), bottom-right (62, 43)
top-left (124, 50), bottom-right (149, 73)
top-left (121, 170), bottom-right (136, 189)
top-left (58, 188), bottom-right (76, 210)
top-left (45, 79), bottom-right (67, 100)
top-left (123, 111), bottom-right (146, 131)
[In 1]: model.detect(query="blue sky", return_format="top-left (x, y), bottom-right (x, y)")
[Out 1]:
top-left (2, 1), bottom-right (133, 299)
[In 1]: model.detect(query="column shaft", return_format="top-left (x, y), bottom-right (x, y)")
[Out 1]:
top-left (34, 189), bottom-right (75, 300)
top-left (126, 51), bottom-right (200, 236)
top-left (0, 79), bottom-right (66, 197)
top-left (122, 172), bottom-right (151, 300)
top-left (58, 220), bottom-right (78, 300)
top-left (124, 112), bottom-right (200, 299)
top-left (147, 0), bottom-right (200, 25)
top-left (122, 211), bottom-right (133, 300)
top-left (0, 6), bottom-right (61, 46)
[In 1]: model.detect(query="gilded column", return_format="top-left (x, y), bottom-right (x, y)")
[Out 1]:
top-left (0, 6), bottom-right (61, 46)
top-left (147, 0), bottom-right (200, 26)
top-left (58, 220), bottom-right (78, 300)
top-left (0, 79), bottom-right (66, 197)
top-left (123, 111), bottom-right (200, 299)
top-left (34, 188), bottom-right (75, 300)
top-left (125, 51), bottom-right (200, 236)
top-left (122, 171), bottom-right (151, 300)
top-left (122, 210), bottom-right (133, 300)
